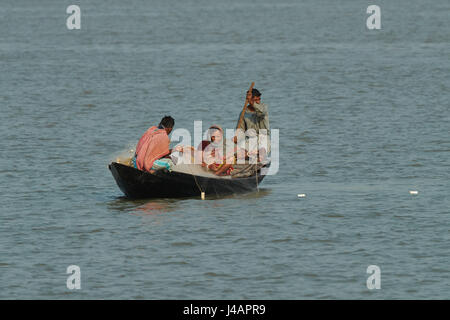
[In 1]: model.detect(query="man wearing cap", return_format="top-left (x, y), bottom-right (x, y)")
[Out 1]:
top-left (234, 88), bottom-right (270, 162)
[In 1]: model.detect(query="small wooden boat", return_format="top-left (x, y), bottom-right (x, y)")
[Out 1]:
top-left (109, 162), bottom-right (268, 199)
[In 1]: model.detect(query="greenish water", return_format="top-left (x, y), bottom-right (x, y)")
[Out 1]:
top-left (0, 0), bottom-right (449, 299)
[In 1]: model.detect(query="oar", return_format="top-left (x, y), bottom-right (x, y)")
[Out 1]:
top-left (236, 82), bottom-right (255, 130)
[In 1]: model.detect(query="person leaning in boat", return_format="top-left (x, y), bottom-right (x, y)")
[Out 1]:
top-left (233, 88), bottom-right (270, 163)
top-left (132, 116), bottom-right (177, 173)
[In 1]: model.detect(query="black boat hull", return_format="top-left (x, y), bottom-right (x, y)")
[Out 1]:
top-left (109, 162), bottom-right (266, 199)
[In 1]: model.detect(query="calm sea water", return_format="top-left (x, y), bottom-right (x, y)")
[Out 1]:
top-left (0, 0), bottom-right (449, 299)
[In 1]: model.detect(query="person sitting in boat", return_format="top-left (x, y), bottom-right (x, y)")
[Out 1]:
top-left (177, 125), bottom-right (239, 176)
top-left (233, 88), bottom-right (270, 163)
top-left (202, 125), bottom-right (236, 176)
top-left (133, 116), bottom-right (175, 173)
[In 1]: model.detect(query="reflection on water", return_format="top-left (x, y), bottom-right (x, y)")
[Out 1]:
top-left (205, 188), bottom-right (272, 201)
top-left (108, 197), bottom-right (179, 215)
top-left (106, 189), bottom-right (271, 223)
top-left (108, 188), bottom-right (271, 208)
top-left (133, 201), bottom-right (174, 216)
top-left (107, 197), bottom-right (180, 226)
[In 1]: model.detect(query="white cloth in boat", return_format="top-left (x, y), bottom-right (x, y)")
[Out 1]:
top-left (171, 163), bottom-right (232, 179)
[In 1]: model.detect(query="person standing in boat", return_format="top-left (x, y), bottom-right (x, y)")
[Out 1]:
top-left (234, 88), bottom-right (270, 162)
top-left (133, 116), bottom-right (176, 173)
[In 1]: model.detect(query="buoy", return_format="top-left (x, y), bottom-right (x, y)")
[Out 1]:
top-left (298, 194), bottom-right (306, 198)
top-left (201, 192), bottom-right (205, 200)
top-left (409, 190), bottom-right (418, 195)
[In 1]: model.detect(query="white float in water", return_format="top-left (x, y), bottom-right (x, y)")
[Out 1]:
top-left (409, 190), bottom-right (419, 195)
top-left (297, 194), bottom-right (306, 198)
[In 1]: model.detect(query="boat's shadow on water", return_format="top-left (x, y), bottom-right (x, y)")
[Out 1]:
top-left (107, 188), bottom-right (271, 215)
top-left (207, 188), bottom-right (271, 200)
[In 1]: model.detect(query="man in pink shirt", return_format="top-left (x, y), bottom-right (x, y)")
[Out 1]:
top-left (133, 116), bottom-right (175, 173)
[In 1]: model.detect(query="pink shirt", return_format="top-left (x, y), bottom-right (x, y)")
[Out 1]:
top-left (135, 126), bottom-right (170, 172)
